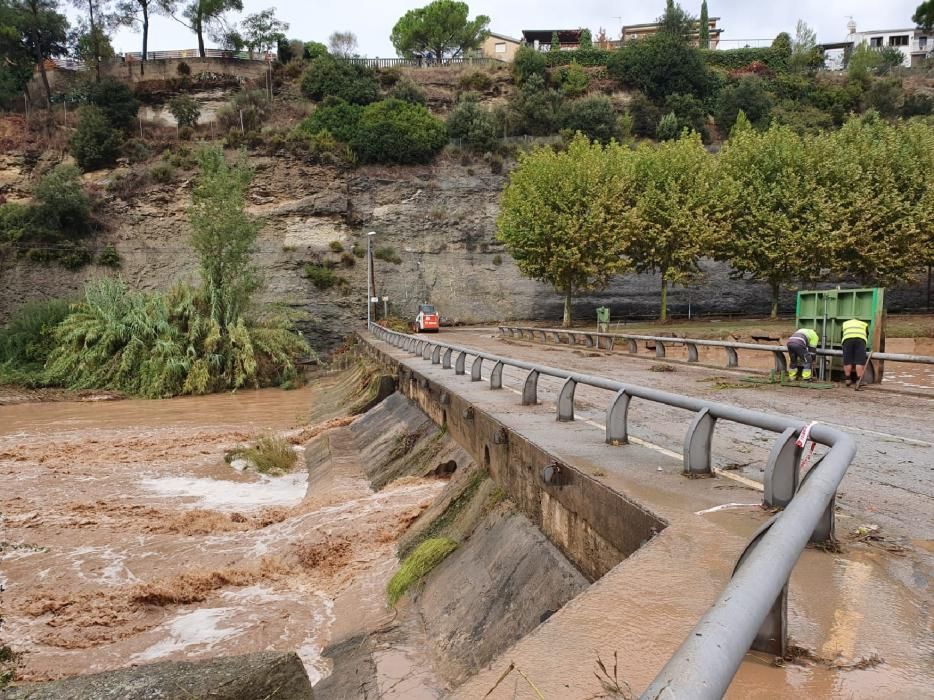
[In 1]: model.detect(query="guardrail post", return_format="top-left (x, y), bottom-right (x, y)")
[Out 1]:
top-left (683, 408), bottom-right (716, 475)
top-left (606, 337), bottom-right (615, 351)
top-left (490, 361), bottom-right (504, 390)
top-left (431, 346), bottom-right (441, 364)
top-left (455, 352), bottom-right (467, 375)
top-left (584, 334), bottom-right (595, 348)
top-left (422, 343), bottom-right (432, 360)
top-left (557, 378), bottom-right (576, 422)
top-left (687, 343), bottom-right (699, 363)
top-left (522, 370), bottom-right (539, 405)
top-left (763, 428), bottom-right (802, 508)
top-left (471, 356), bottom-right (483, 382)
top-left (627, 339), bottom-right (638, 354)
top-left (732, 521), bottom-right (788, 656)
top-left (442, 348), bottom-right (452, 369)
top-left (725, 346), bottom-right (739, 368)
top-left (606, 389), bottom-right (631, 445)
top-left (656, 341), bottom-right (666, 359)
top-left (799, 464), bottom-right (836, 544)
top-left (863, 360), bottom-right (876, 384)
top-left (773, 351), bottom-right (788, 374)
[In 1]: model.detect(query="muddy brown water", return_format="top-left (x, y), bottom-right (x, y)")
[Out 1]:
top-left (0, 385), bottom-right (443, 686)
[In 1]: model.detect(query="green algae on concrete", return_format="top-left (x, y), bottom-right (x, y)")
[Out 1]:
top-left (387, 537), bottom-right (458, 605)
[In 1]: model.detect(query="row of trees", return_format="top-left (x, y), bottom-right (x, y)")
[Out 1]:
top-left (0, 0), bottom-right (355, 107)
top-left (498, 116), bottom-right (934, 325)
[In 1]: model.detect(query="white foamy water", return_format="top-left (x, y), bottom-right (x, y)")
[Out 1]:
top-left (139, 472), bottom-right (308, 511)
top-left (131, 607), bottom-right (247, 662)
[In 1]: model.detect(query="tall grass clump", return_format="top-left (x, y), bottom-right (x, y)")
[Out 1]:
top-left (42, 147), bottom-right (308, 398)
top-left (386, 537), bottom-right (458, 605)
top-left (0, 299), bottom-right (72, 385)
top-left (226, 434), bottom-right (298, 474)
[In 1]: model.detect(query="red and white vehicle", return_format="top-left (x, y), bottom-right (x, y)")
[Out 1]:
top-left (414, 303), bottom-right (440, 333)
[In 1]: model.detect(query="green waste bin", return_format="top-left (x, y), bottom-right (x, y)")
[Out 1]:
top-left (596, 306), bottom-right (610, 333)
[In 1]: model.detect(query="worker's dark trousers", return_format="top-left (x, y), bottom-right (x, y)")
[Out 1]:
top-left (787, 341), bottom-right (811, 372)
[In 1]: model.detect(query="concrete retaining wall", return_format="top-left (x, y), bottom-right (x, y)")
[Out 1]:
top-left (361, 338), bottom-right (666, 581)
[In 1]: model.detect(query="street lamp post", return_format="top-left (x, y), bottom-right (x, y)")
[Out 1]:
top-left (366, 231), bottom-right (376, 328)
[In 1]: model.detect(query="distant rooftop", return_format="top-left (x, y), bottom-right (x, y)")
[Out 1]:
top-left (521, 29), bottom-right (584, 44)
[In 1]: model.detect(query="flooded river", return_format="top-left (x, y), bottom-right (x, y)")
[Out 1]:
top-left (0, 385), bottom-right (442, 685)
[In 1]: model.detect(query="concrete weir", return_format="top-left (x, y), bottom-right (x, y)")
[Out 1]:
top-left (361, 333), bottom-right (929, 699)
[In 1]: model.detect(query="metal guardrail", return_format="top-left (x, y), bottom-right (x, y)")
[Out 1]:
top-left (367, 323), bottom-right (857, 698)
top-left (498, 325), bottom-right (934, 385)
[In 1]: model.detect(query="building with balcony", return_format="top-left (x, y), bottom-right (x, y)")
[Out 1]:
top-left (620, 17), bottom-right (723, 48)
top-left (845, 20), bottom-right (933, 68)
top-left (521, 29), bottom-right (585, 52)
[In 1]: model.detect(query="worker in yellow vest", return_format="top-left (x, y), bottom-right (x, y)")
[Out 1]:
top-left (841, 318), bottom-right (870, 387)
top-left (786, 328), bottom-right (819, 381)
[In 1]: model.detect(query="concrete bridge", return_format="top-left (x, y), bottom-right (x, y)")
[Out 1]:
top-left (361, 326), bottom-right (933, 698)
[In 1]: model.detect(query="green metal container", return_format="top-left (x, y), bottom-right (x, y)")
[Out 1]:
top-left (795, 288), bottom-right (886, 380)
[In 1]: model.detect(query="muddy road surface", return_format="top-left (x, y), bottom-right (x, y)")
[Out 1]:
top-left (0, 380), bottom-right (442, 685)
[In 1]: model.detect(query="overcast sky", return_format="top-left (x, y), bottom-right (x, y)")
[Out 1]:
top-left (103, 0), bottom-right (922, 56)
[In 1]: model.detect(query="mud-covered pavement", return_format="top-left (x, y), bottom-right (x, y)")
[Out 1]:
top-left (0, 380), bottom-right (442, 684)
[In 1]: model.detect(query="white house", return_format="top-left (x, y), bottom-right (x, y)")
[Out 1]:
top-left (845, 19), bottom-right (933, 68)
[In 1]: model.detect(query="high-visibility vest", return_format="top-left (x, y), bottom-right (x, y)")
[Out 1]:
top-left (842, 319), bottom-right (868, 343)
top-left (791, 329), bottom-right (819, 347)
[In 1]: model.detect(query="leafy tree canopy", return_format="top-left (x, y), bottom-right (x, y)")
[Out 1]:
top-left (497, 135), bottom-right (634, 326)
top-left (240, 8), bottom-right (287, 56)
top-left (390, 0), bottom-right (489, 59)
top-left (608, 32), bottom-right (712, 100)
top-left (913, 0), bottom-right (934, 31)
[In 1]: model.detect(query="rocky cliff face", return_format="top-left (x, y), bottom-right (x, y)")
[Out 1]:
top-left (1, 151), bottom-right (928, 350)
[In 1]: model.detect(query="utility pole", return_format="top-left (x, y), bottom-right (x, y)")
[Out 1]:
top-left (366, 231), bottom-right (376, 327)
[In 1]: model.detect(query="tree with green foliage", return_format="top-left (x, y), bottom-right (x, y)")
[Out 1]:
top-left (663, 92), bottom-right (709, 141)
top-left (301, 55), bottom-right (378, 104)
top-left (70, 0), bottom-right (115, 81)
top-left (771, 31), bottom-right (792, 58)
top-left (0, 299), bottom-right (71, 384)
top-left (716, 76), bottom-right (773, 132)
top-left (550, 30), bottom-right (559, 51)
top-left (447, 93), bottom-right (499, 152)
top-left (579, 27), bottom-right (592, 49)
top-left (180, 0), bottom-right (243, 58)
top-left (913, 0), bottom-right (934, 31)
top-left (189, 147), bottom-right (260, 328)
top-left (863, 78), bottom-right (905, 117)
top-left (557, 61), bottom-right (588, 97)
top-left (15, 0), bottom-right (69, 107)
top-left (608, 33), bottom-right (711, 100)
top-left (790, 19), bottom-right (822, 71)
top-left (698, 0), bottom-right (709, 48)
top-left (821, 116), bottom-right (934, 286)
top-left (655, 111), bottom-right (680, 140)
top-left (560, 94), bottom-right (619, 144)
top-left (624, 133), bottom-right (715, 320)
top-left (114, 0), bottom-right (175, 70)
top-left (509, 72), bottom-right (561, 135)
top-left (32, 164), bottom-right (92, 237)
top-left (297, 96), bottom-right (363, 143)
top-left (168, 93), bottom-right (200, 127)
top-left (715, 123), bottom-right (832, 317)
top-left (80, 76), bottom-right (139, 129)
top-left (327, 30), bottom-right (356, 57)
top-left (657, 0), bottom-right (695, 41)
top-left (70, 105), bottom-right (121, 170)
top-left (848, 43), bottom-right (883, 84)
top-left (303, 40), bottom-right (327, 59)
top-left (512, 44), bottom-right (546, 84)
top-left (877, 46), bottom-right (905, 73)
top-left (239, 8), bottom-right (287, 58)
top-left (0, 0), bottom-right (37, 105)
top-left (497, 135), bottom-right (634, 326)
top-left (390, 0), bottom-right (489, 60)
top-left (351, 98), bottom-right (448, 164)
